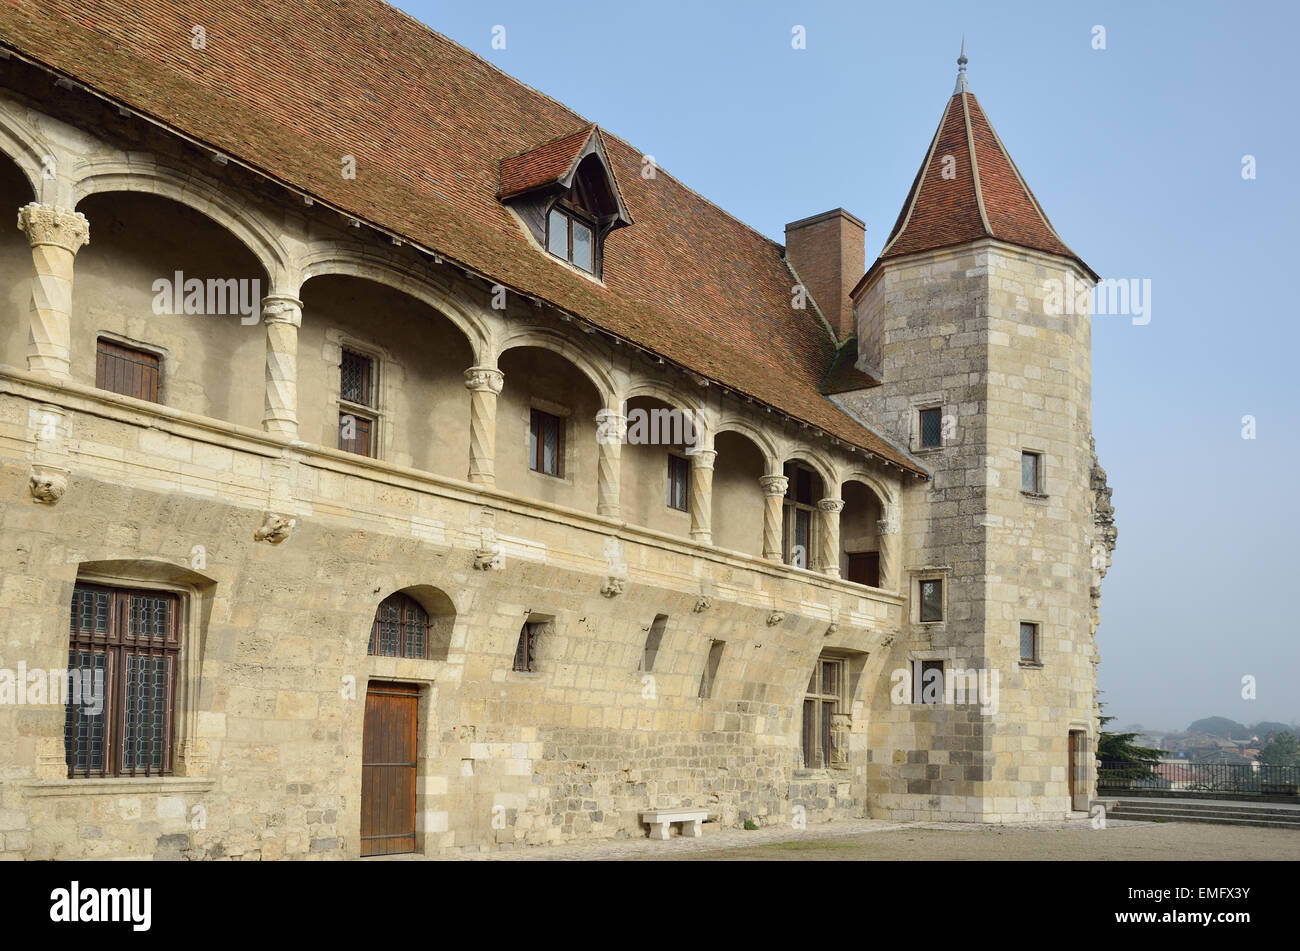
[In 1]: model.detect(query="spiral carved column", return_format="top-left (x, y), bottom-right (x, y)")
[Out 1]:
top-left (595, 408), bottom-right (626, 517)
top-left (817, 497), bottom-right (845, 577)
top-left (262, 295), bottom-right (303, 438)
top-left (688, 449), bottom-right (716, 545)
top-left (877, 503), bottom-right (901, 592)
top-left (464, 366), bottom-right (504, 485)
top-left (17, 203), bottom-right (90, 380)
top-left (759, 474), bottom-right (788, 561)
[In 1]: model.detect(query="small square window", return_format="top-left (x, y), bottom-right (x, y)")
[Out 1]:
top-left (1021, 451), bottom-right (1042, 493)
top-left (1020, 622), bottom-right (1039, 663)
top-left (919, 578), bottom-right (943, 622)
top-left (919, 407), bottom-right (943, 448)
top-left (667, 454), bottom-right (690, 511)
top-left (340, 349), bottom-right (374, 407)
top-left (530, 409), bottom-right (564, 477)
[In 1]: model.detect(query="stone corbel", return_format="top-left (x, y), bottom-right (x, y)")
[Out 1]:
top-left (473, 546), bottom-right (504, 570)
top-left (693, 596), bottom-right (713, 613)
top-left (253, 512), bottom-right (296, 544)
top-left (28, 464), bottom-right (69, 504)
top-left (766, 611), bottom-right (785, 626)
top-left (601, 576), bottom-right (625, 598)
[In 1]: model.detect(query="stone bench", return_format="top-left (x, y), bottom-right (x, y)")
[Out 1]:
top-left (641, 808), bottom-right (708, 840)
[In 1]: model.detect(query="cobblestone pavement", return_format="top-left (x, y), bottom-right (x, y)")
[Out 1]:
top-left (419, 816), bottom-right (1300, 861)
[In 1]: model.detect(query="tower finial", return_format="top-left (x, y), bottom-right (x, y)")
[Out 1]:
top-left (955, 36), bottom-right (970, 94)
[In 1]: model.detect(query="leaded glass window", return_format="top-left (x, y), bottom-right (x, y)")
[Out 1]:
top-left (368, 593), bottom-right (430, 659)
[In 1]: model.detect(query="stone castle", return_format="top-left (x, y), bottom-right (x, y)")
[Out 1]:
top-left (0, 4), bottom-right (1115, 858)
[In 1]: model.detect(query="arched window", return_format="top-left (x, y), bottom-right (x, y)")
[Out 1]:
top-left (368, 593), bottom-right (429, 659)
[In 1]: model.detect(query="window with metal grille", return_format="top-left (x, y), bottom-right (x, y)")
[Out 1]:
top-left (368, 593), bottom-right (430, 659)
top-left (1020, 622), bottom-right (1039, 663)
top-left (529, 409), bottom-right (564, 477)
top-left (698, 640), bottom-right (724, 699)
top-left (65, 583), bottom-right (179, 778)
top-left (95, 338), bottom-right (160, 402)
top-left (919, 407), bottom-right (942, 448)
top-left (802, 657), bottom-right (845, 768)
top-left (919, 578), bottom-right (943, 622)
top-left (666, 455), bottom-right (690, 511)
top-left (514, 620), bottom-right (546, 672)
top-left (340, 349), bottom-right (374, 406)
top-left (1021, 451), bottom-right (1042, 493)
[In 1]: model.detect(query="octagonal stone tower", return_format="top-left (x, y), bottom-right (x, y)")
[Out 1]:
top-left (844, 47), bottom-right (1106, 821)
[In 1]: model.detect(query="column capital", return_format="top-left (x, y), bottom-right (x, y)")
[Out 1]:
top-left (17, 203), bottom-right (89, 254)
top-left (759, 474), bottom-right (788, 497)
top-left (464, 365), bottom-right (504, 394)
top-left (261, 295), bottom-right (303, 327)
top-left (817, 497), bottom-right (845, 514)
top-left (595, 408), bottom-right (628, 445)
top-left (687, 448), bottom-right (717, 469)
top-left (878, 511), bottom-right (900, 536)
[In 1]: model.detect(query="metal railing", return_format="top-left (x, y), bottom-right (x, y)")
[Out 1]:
top-left (1098, 763), bottom-right (1300, 796)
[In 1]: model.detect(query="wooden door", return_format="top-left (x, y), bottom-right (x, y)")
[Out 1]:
top-left (361, 681), bottom-right (418, 856)
top-left (1068, 730), bottom-right (1084, 810)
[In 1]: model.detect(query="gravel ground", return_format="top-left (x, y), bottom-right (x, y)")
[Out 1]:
top-left (435, 817), bottom-right (1300, 861)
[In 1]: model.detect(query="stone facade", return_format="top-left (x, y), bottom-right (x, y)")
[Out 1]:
top-left (0, 47), bottom-right (1109, 860)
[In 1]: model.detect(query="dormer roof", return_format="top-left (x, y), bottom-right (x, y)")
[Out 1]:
top-left (499, 124), bottom-right (632, 228)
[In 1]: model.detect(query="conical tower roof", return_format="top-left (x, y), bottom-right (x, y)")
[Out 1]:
top-left (871, 45), bottom-right (1097, 281)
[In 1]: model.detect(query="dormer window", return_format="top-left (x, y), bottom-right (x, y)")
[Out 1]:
top-left (498, 124), bottom-right (633, 280)
top-left (547, 206), bottom-right (594, 272)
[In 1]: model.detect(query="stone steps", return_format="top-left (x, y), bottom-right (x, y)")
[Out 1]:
top-left (1099, 798), bottom-right (1300, 830)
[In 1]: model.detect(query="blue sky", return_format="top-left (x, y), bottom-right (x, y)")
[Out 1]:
top-left (394, 0), bottom-right (1300, 733)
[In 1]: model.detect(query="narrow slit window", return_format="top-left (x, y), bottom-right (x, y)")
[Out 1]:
top-left (530, 409), bottom-right (564, 477)
top-left (698, 640), bottom-right (724, 699)
top-left (667, 455), bottom-right (690, 511)
top-left (1020, 622), bottom-right (1039, 663)
top-left (640, 615), bottom-right (668, 671)
top-left (1021, 451), bottom-right (1042, 493)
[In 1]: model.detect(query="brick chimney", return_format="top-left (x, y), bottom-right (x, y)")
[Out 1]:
top-left (784, 208), bottom-right (865, 341)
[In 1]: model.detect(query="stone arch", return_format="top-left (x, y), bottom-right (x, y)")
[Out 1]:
top-left (841, 468), bottom-right (898, 511)
top-left (781, 446), bottom-right (838, 496)
top-left (0, 107), bottom-right (51, 200)
top-left (712, 415), bottom-right (780, 472)
top-left (299, 242), bottom-right (490, 362)
top-left (622, 376), bottom-right (705, 418)
top-left (366, 584), bottom-right (458, 662)
top-left (72, 157), bottom-right (289, 287)
top-left (498, 326), bottom-right (617, 405)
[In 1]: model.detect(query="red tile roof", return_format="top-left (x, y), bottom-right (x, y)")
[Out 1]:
top-left (0, 0), bottom-right (926, 475)
top-left (498, 124), bottom-right (596, 201)
top-left (868, 91), bottom-right (1096, 283)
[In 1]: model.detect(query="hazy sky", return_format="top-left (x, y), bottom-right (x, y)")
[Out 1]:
top-left (393, 0), bottom-right (1299, 732)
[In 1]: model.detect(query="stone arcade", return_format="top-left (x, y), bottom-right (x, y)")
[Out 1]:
top-left (0, 3), bottom-right (1115, 858)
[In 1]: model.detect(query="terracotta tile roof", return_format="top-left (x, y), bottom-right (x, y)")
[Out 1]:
top-left (868, 90), bottom-right (1097, 283)
top-left (0, 0), bottom-right (924, 475)
top-left (498, 124), bottom-right (596, 201)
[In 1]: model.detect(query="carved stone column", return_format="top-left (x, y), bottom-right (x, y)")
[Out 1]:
top-left (759, 474), bottom-right (788, 562)
top-left (261, 295), bottom-right (303, 438)
top-left (464, 366), bottom-right (504, 485)
top-left (818, 498), bottom-right (845, 577)
top-left (595, 407), bottom-right (626, 518)
top-left (17, 203), bottom-right (90, 380)
top-left (688, 449), bottom-right (716, 545)
top-left (877, 503), bottom-right (900, 591)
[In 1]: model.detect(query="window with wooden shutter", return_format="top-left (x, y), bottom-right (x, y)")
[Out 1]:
top-left (65, 584), bottom-right (179, 778)
top-left (529, 409), bottom-right (564, 477)
top-left (95, 338), bottom-right (161, 402)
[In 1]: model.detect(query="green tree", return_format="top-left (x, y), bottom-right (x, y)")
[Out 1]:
top-left (1257, 732), bottom-right (1300, 767)
top-left (1097, 702), bottom-right (1162, 782)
